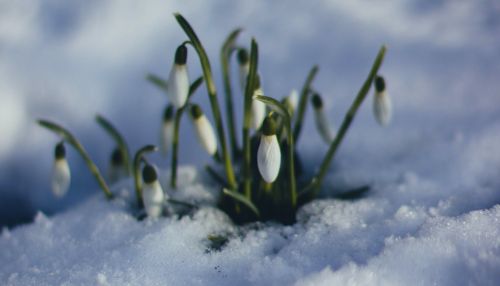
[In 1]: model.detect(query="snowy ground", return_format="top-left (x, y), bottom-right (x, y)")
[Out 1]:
top-left (1, 1), bottom-right (500, 285)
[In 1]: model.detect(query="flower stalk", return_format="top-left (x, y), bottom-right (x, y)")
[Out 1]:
top-left (170, 77), bottom-right (204, 189)
top-left (306, 45), bottom-right (387, 197)
top-left (174, 13), bottom-right (237, 190)
top-left (293, 65), bottom-right (319, 142)
top-left (242, 38), bottom-right (259, 199)
top-left (221, 28), bottom-right (243, 158)
top-left (96, 114), bottom-right (131, 175)
top-left (38, 119), bottom-right (113, 199)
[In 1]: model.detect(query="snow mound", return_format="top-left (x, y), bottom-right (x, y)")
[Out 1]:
top-left (1, 166), bottom-right (499, 285)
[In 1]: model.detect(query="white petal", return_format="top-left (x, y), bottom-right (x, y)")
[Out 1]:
top-left (257, 135), bottom-right (281, 183)
top-left (373, 91), bottom-right (392, 126)
top-left (288, 89), bottom-right (299, 113)
top-left (314, 108), bottom-right (335, 144)
top-left (51, 158), bottom-right (70, 197)
top-left (160, 121), bottom-right (174, 155)
top-left (167, 64), bottom-right (189, 108)
top-left (251, 97), bottom-right (266, 130)
top-left (239, 63), bottom-right (250, 93)
top-left (194, 115), bottom-right (218, 155)
top-left (142, 181), bottom-right (165, 218)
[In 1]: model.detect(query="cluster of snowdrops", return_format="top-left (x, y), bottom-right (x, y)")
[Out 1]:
top-left (41, 13), bottom-right (391, 224)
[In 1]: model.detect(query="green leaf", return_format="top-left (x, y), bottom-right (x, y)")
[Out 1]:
top-left (38, 119), bottom-right (113, 199)
top-left (147, 74), bottom-right (168, 92)
top-left (188, 76), bottom-right (204, 99)
top-left (310, 45), bottom-right (387, 198)
top-left (222, 188), bottom-right (260, 217)
top-left (96, 114), bottom-right (131, 175)
top-left (254, 95), bottom-right (290, 120)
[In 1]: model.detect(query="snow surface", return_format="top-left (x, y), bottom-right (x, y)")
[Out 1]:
top-left (1, 0), bottom-right (500, 285)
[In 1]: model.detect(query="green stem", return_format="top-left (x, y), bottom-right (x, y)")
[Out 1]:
top-left (221, 28), bottom-right (243, 159)
top-left (242, 39), bottom-right (259, 199)
top-left (171, 107), bottom-right (184, 188)
top-left (95, 114), bottom-right (131, 175)
top-left (293, 65), bottom-right (319, 142)
top-left (38, 119), bottom-right (113, 199)
top-left (309, 45), bottom-right (387, 197)
top-left (170, 77), bottom-right (204, 189)
top-left (174, 13), bottom-right (237, 190)
top-left (133, 145), bottom-right (158, 207)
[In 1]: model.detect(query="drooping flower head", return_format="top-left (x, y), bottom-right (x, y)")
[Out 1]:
top-left (167, 44), bottom-right (190, 108)
top-left (190, 104), bottom-right (218, 156)
top-left (257, 116), bottom-right (281, 183)
top-left (51, 142), bottom-right (70, 198)
top-left (141, 164), bottom-right (165, 218)
top-left (107, 148), bottom-right (127, 184)
top-left (373, 75), bottom-right (392, 126)
top-left (237, 48), bottom-right (250, 93)
top-left (311, 93), bottom-right (335, 144)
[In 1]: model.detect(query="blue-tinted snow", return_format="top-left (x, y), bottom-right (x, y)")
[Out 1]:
top-left (0, 1), bottom-right (500, 285)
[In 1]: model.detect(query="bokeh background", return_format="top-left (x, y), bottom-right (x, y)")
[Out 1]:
top-left (1, 0), bottom-right (499, 227)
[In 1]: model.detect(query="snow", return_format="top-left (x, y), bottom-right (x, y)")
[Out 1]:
top-left (1, 0), bottom-right (500, 285)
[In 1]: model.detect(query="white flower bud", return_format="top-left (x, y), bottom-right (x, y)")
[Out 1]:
top-left (160, 105), bottom-right (175, 155)
top-left (51, 142), bottom-right (70, 197)
top-left (251, 92), bottom-right (266, 130)
top-left (237, 48), bottom-right (250, 93)
top-left (285, 89), bottom-right (299, 116)
top-left (373, 75), bottom-right (392, 126)
top-left (167, 45), bottom-right (189, 108)
top-left (311, 94), bottom-right (335, 144)
top-left (257, 117), bottom-right (281, 183)
top-left (190, 105), bottom-right (218, 156)
top-left (107, 148), bottom-right (126, 184)
top-left (142, 164), bottom-right (165, 218)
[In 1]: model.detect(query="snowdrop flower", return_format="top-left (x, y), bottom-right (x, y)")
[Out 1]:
top-left (160, 105), bottom-right (175, 155)
top-left (257, 116), bottom-right (281, 183)
top-left (51, 142), bottom-right (70, 197)
top-left (167, 44), bottom-right (189, 108)
top-left (107, 148), bottom-right (126, 184)
top-left (373, 75), bottom-right (392, 126)
top-left (237, 48), bottom-right (250, 93)
top-left (141, 164), bottom-right (165, 218)
top-left (251, 75), bottom-right (266, 130)
top-left (283, 89), bottom-right (299, 117)
top-left (311, 93), bottom-right (335, 144)
top-left (190, 104), bottom-right (218, 156)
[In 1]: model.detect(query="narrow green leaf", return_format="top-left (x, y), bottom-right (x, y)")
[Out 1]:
top-left (174, 12), bottom-right (237, 190)
top-left (221, 28), bottom-right (243, 158)
top-left (96, 114), bottom-right (131, 175)
top-left (242, 38), bottom-right (259, 199)
top-left (38, 119), bottom-right (113, 199)
top-left (293, 65), bottom-right (319, 142)
top-left (147, 74), bottom-right (168, 92)
top-left (309, 45), bottom-right (387, 198)
top-left (188, 76), bottom-right (204, 100)
top-left (222, 188), bottom-right (260, 217)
